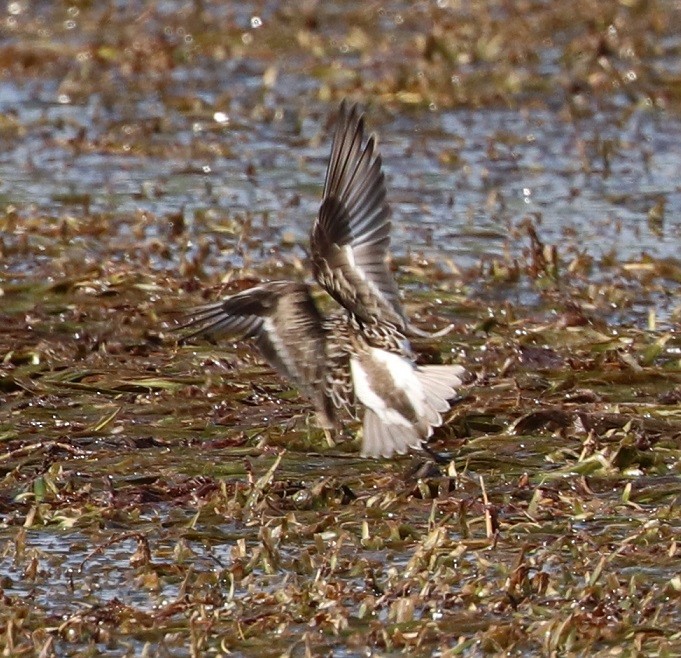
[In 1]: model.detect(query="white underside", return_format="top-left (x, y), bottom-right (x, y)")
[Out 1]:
top-left (350, 347), bottom-right (465, 459)
top-left (351, 349), bottom-right (423, 424)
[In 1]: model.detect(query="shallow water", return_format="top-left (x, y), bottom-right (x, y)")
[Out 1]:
top-left (3, 78), bottom-right (679, 268)
top-left (2, 1), bottom-right (681, 656)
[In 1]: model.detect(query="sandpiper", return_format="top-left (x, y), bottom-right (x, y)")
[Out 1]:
top-left (179, 101), bottom-right (465, 458)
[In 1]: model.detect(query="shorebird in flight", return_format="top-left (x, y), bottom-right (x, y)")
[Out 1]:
top-left (178, 101), bottom-right (465, 458)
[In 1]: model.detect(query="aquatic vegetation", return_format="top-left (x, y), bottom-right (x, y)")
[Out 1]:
top-left (1, 0), bottom-right (680, 655)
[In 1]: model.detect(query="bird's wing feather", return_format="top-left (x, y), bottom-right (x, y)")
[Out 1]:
top-left (176, 281), bottom-right (333, 412)
top-left (311, 101), bottom-right (406, 328)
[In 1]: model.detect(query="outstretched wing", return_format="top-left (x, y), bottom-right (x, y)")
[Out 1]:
top-left (310, 100), bottom-right (407, 329)
top-left (177, 280), bottom-right (337, 428)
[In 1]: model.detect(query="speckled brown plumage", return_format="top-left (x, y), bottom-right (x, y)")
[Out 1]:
top-left (177, 101), bottom-right (465, 458)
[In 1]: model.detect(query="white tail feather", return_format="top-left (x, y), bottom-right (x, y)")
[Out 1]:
top-left (361, 408), bottom-right (422, 458)
top-left (359, 362), bottom-right (466, 458)
top-left (417, 365), bottom-right (465, 415)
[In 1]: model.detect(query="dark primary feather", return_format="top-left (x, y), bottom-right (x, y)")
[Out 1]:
top-left (310, 100), bottom-right (408, 330)
top-left (173, 101), bottom-right (462, 453)
top-left (177, 281), bottom-right (338, 428)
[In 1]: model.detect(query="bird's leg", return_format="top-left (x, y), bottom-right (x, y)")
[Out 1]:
top-left (421, 443), bottom-right (450, 464)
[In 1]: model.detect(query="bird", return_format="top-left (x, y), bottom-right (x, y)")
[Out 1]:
top-left (177, 100), bottom-right (466, 458)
